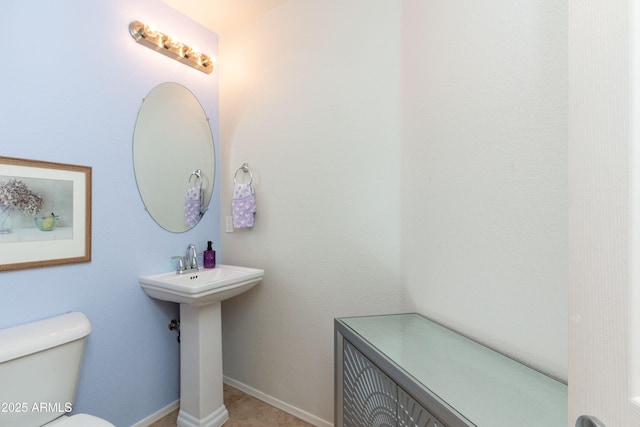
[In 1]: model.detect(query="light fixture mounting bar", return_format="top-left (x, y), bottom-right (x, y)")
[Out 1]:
top-left (129, 20), bottom-right (213, 75)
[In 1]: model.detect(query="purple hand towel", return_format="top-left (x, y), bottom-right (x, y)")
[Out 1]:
top-left (184, 187), bottom-right (202, 227)
top-left (232, 183), bottom-right (256, 228)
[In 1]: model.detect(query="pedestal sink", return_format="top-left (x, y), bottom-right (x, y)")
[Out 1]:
top-left (139, 264), bottom-right (264, 427)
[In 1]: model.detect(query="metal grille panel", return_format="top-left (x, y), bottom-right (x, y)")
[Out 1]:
top-left (398, 388), bottom-right (447, 427)
top-left (343, 341), bottom-right (397, 427)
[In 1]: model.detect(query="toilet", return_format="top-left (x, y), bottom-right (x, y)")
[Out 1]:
top-left (0, 312), bottom-right (115, 427)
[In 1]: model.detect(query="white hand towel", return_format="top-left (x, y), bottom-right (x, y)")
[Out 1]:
top-left (232, 183), bottom-right (256, 228)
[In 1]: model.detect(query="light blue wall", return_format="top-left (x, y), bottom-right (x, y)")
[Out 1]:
top-left (0, 1), bottom-right (219, 425)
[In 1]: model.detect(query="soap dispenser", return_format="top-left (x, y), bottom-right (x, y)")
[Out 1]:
top-left (203, 241), bottom-right (216, 268)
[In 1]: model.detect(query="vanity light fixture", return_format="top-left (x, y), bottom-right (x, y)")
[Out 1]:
top-left (129, 20), bottom-right (214, 74)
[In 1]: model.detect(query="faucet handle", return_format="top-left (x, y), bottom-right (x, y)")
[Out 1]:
top-left (171, 256), bottom-right (186, 274)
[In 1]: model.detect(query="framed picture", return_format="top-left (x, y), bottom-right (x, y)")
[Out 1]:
top-left (0, 156), bottom-right (91, 271)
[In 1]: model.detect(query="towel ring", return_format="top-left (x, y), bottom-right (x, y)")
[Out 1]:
top-left (233, 163), bottom-right (253, 185)
top-left (189, 169), bottom-right (202, 188)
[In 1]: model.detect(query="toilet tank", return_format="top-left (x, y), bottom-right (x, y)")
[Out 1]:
top-left (0, 312), bottom-right (91, 427)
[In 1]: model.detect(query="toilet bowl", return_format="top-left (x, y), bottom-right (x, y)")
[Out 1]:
top-left (0, 312), bottom-right (115, 427)
top-left (46, 413), bottom-right (114, 426)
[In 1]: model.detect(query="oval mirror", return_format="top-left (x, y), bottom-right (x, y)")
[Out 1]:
top-left (133, 82), bottom-right (215, 232)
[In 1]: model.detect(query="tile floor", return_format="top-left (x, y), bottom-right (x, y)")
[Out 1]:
top-left (149, 384), bottom-right (314, 427)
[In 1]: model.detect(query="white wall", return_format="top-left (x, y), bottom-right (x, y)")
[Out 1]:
top-left (218, 1), bottom-right (406, 423)
top-left (218, 0), bottom-right (567, 423)
top-left (401, 0), bottom-right (568, 380)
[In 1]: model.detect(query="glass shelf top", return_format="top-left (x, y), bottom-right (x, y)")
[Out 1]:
top-left (340, 313), bottom-right (567, 427)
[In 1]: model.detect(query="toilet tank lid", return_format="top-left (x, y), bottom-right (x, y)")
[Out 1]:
top-left (0, 312), bottom-right (91, 363)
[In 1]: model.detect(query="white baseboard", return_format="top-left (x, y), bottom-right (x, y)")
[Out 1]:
top-left (223, 376), bottom-right (333, 427)
top-left (130, 400), bottom-right (180, 427)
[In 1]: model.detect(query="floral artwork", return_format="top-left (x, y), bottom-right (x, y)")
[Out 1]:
top-left (0, 179), bottom-right (44, 214)
top-left (0, 176), bottom-right (73, 233)
top-left (0, 179), bottom-right (45, 234)
top-left (0, 156), bottom-right (91, 271)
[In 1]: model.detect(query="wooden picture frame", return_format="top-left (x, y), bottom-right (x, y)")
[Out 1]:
top-left (0, 156), bottom-right (91, 271)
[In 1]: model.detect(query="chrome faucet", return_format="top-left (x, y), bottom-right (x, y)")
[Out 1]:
top-left (185, 244), bottom-right (199, 271)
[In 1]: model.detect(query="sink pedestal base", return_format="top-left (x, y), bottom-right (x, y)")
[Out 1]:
top-left (176, 302), bottom-right (228, 427)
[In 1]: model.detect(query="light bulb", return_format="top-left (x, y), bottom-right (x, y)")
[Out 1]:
top-left (142, 24), bottom-right (159, 38)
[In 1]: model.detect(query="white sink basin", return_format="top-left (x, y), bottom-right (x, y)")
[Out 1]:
top-left (139, 264), bottom-right (264, 306)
